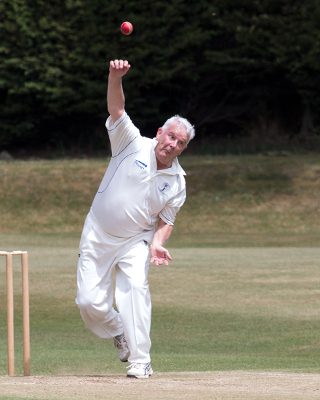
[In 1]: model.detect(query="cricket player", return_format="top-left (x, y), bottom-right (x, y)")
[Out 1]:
top-left (76, 59), bottom-right (195, 378)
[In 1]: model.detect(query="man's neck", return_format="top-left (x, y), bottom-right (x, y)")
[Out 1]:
top-left (156, 159), bottom-right (172, 170)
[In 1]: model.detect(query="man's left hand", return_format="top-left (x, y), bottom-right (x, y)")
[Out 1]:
top-left (150, 244), bottom-right (172, 266)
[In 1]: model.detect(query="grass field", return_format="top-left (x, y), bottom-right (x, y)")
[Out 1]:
top-left (1, 154), bottom-right (320, 245)
top-left (0, 242), bottom-right (319, 377)
top-left (0, 154), bottom-right (320, 398)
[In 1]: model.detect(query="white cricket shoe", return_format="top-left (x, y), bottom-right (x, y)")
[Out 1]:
top-left (127, 362), bottom-right (153, 379)
top-left (113, 334), bottom-right (130, 362)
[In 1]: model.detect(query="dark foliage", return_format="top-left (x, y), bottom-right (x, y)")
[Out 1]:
top-left (0, 0), bottom-right (319, 154)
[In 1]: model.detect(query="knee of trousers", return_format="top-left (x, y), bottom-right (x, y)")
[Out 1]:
top-left (76, 292), bottom-right (122, 339)
top-left (76, 291), bottom-right (113, 321)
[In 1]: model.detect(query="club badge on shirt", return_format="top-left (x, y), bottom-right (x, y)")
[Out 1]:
top-left (158, 182), bottom-right (170, 193)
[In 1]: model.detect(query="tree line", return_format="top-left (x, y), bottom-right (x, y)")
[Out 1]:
top-left (1, 0), bottom-right (320, 154)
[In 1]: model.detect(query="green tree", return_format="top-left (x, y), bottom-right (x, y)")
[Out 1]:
top-left (0, 0), bottom-right (319, 153)
top-left (0, 0), bottom-right (116, 149)
top-left (206, 0), bottom-right (320, 145)
top-left (0, 0), bottom-right (216, 151)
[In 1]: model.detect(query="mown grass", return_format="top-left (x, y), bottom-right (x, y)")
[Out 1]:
top-left (0, 398), bottom-right (34, 400)
top-left (0, 245), bottom-right (319, 376)
top-left (0, 154), bottom-right (320, 246)
top-left (0, 155), bottom-right (319, 377)
top-left (176, 154), bottom-right (320, 247)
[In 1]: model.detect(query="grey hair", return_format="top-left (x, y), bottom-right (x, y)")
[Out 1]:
top-left (162, 115), bottom-right (195, 143)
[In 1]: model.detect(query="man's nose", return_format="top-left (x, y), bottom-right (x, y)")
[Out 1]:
top-left (170, 139), bottom-right (178, 148)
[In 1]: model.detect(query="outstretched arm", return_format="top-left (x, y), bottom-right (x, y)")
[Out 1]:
top-left (150, 219), bottom-right (174, 266)
top-left (107, 59), bottom-right (131, 124)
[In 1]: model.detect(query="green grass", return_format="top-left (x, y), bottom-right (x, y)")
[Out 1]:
top-left (0, 398), bottom-right (35, 400)
top-left (0, 155), bottom-right (319, 376)
top-left (0, 154), bottom-right (320, 246)
top-left (0, 243), bottom-right (319, 375)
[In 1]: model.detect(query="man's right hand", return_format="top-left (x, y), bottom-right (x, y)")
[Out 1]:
top-left (109, 59), bottom-right (131, 78)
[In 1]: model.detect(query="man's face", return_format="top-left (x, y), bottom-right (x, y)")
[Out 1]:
top-left (155, 122), bottom-right (188, 169)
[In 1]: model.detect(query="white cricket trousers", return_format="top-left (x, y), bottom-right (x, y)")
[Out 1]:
top-left (76, 211), bottom-right (152, 364)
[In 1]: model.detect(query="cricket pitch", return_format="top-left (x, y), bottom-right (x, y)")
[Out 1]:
top-left (1, 371), bottom-right (320, 400)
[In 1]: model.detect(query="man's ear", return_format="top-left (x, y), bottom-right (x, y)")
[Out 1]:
top-left (156, 127), bottom-right (162, 139)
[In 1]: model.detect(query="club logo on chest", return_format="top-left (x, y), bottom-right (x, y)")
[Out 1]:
top-left (158, 182), bottom-right (170, 193)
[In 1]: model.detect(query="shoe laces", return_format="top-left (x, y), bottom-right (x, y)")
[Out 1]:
top-left (127, 362), bottom-right (149, 370)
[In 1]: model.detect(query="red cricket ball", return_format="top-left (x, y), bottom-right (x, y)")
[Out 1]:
top-left (120, 21), bottom-right (133, 36)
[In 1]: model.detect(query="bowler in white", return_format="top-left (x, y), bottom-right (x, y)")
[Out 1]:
top-left (76, 59), bottom-right (195, 379)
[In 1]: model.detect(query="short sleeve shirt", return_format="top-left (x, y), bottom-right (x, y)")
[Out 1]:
top-left (91, 112), bottom-right (186, 238)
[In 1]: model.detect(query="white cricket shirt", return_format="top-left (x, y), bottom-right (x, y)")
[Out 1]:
top-left (91, 112), bottom-right (186, 238)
